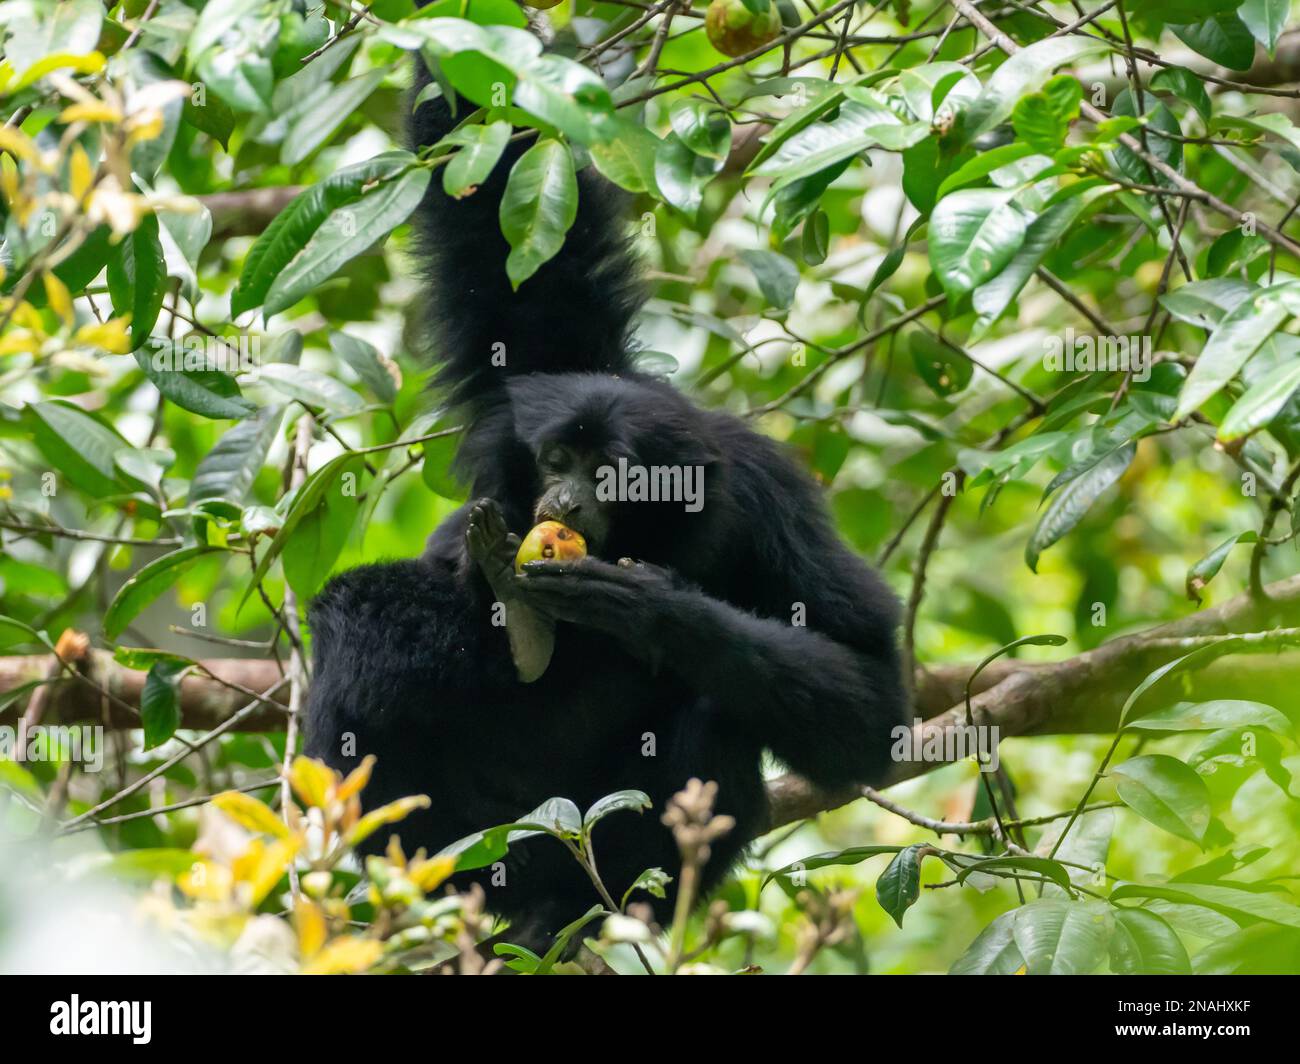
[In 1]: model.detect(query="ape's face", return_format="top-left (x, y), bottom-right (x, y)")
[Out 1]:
top-left (508, 373), bottom-right (723, 566)
top-left (531, 440), bottom-right (613, 554)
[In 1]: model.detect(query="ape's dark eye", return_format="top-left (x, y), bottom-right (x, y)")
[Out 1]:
top-left (541, 446), bottom-right (571, 473)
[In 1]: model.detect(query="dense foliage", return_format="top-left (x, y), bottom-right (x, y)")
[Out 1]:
top-left (0, 0), bottom-right (1298, 974)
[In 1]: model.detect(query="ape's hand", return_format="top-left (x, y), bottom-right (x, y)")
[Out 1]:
top-left (514, 556), bottom-right (677, 633)
top-left (466, 498), bottom-right (556, 684)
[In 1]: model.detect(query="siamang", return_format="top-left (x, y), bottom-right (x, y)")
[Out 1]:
top-left (304, 61), bottom-right (907, 948)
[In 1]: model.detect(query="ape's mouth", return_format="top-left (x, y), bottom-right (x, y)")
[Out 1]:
top-left (532, 503), bottom-right (605, 554)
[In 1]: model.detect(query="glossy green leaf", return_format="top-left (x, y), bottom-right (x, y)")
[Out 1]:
top-left (500, 139), bottom-right (578, 289)
top-left (1111, 754), bottom-right (1212, 844)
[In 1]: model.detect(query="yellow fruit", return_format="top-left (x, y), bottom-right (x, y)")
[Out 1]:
top-left (705, 0), bottom-right (782, 58)
top-left (515, 521), bottom-right (587, 572)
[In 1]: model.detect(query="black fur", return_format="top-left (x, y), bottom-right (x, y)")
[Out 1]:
top-left (304, 71), bottom-right (907, 947)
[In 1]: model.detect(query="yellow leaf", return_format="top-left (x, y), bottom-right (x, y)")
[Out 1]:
top-left (212, 790), bottom-right (290, 839)
top-left (408, 854), bottom-right (456, 893)
top-left (73, 317), bottom-right (131, 354)
top-left (178, 859), bottom-right (233, 902)
top-left (301, 936), bottom-right (383, 975)
top-left (345, 795), bottom-right (432, 848)
top-left (43, 273), bottom-right (72, 325)
top-left (336, 754), bottom-right (377, 802)
top-left (59, 101), bottom-right (122, 124)
top-left (0, 127), bottom-right (38, 163)
top-left (233, 835), bottom-right (302, 908)
top-left (69, 144), bottom-right (94, 202)
top-left (289, 755), bottom-right (336, 809)
top-left (14, 52), bottom-right (105, 91)
top-left (294, 898), bottom-right (327, 960)
top-left (125, 112), bottom-right (164, 146)
top-left (0, 331), bottom-right (40, 356)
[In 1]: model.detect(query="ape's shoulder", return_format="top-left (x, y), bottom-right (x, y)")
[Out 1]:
top-left (309, 557), bottom-right (462, 646)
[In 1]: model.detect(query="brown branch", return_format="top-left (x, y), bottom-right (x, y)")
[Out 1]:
top-left (765, 573), bottom-right (1300, 829)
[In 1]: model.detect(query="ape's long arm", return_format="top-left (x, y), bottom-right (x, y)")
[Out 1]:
top-left (516, 557), bottom-right (906, 789)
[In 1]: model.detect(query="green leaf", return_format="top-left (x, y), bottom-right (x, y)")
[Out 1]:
top-left (231, 152), bottom-right (418, 318)
top-left (1012, 898), bottom-right (1113, 975)
top-left (1110, 881), bottom-right (1300, 929)
top-left (910, 331), bottom-right (972, 396)
top-left (241, 452), bottom-right (363, 609)
top-left (1185, 530), bottom-right (1258, 602)
top-left (24, 401), bottom-right (131, 498)
top-left (105, 546), bottom-right (222, 640)
top-left (588, 119), bottom-right (661, 194)
top-left (1219, 357), bottom-right (1300, 440)
top-left (753, 96), bottom-right (924, 190)
top-left (107, 214), bottom-right (167, 351)
top-left (1011, 74), bottom-right (1082, 152)
top-left (949, 912), bottom-right (1026, 974)
top-left (133, 349), bottom-right (257, 420)
top-left (669, 99), bottom-right (732, 161)
top-left (739, 249), bottom-right (800, 309)
top-left (1174, 282), bottom-right (1297, 420)
top-left (955, 855), bottom-right (1075, 891)
top-left (762, 845), bottom-right (903, 888)
top-left (1126, 699), bottom-right (1291, 734)
top-left (801, 208), bottom-right (830, 266)
top-left (1170, 15), bottom-right (1258, 70)
top-left (583, 789), bottom-right (652, 828)
top-left (1025, 443), bottom-right (1134, 571)
top-left (330, 332), bottom-right (398, 403)
top-left (500, 139), bottom-right (578, 289)
top-left (282, 456), bottom-right (363, 600)
top-left (875, 843), bottom-right (926, 927)
top-left (439, 120), bottom-right (510, 198)
top-left (265, 166), bottom-right (431, 317)
top-left (191, 405), bottom-right (285, 504)
top-left (141, 660), bottom-right (188, 750)
top-left (283, 70), bottom-right (386, 165)
top-left (973, 192), bottom-right (1097, 333)
top-left (1111, 754), bottom-right (1212, 844)
top-left (654, 132), bottom-right (722, 218)
top-left (1150, 66), bottom-right (1212, 123)
top-left (1240, 0), bottom-right (1290, 53)
top-left (258, 364), bottom-right (365, 415)
top-left (0, 614), bottom-right (49, 652)
top-left (963, 37), bottom-right (1108, 139)
top-left (929, 189), bottom-right (1030, 301)
top-left (1109, 908), bottom-right (1191, 974)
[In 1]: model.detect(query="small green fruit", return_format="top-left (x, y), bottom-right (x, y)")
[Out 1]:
top-left (706, 0), bottom-right (782, 59)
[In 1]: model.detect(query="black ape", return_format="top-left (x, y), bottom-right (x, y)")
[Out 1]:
top-left (304, 69), bottom-right (907, 946)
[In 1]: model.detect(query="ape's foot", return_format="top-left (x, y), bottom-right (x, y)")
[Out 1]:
top-left (466, 498), bottom-right (520, 600)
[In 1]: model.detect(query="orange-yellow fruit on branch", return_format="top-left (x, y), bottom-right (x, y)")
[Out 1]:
top-left (515, 521), bottom-right (587, 572)
top-left (705, 0), bottom-right (782, 58)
